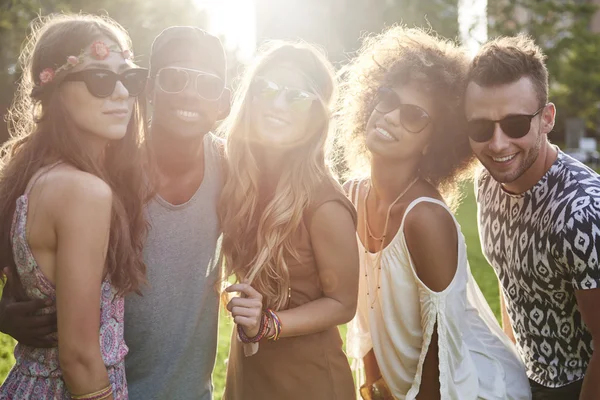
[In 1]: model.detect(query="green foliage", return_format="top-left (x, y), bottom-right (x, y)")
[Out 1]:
top-left (488, 0), bottom-right (600, 136)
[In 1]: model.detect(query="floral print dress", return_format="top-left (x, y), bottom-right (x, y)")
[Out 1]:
top-left (0, 193), bottom-right (129, 399)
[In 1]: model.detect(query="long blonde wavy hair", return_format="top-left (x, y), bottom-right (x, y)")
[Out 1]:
top-left (218, 41), bottom-right (337, 310)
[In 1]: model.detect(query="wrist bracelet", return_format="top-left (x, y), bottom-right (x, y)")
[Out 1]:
top-left (238, 312), bottom-right (269, 343)
top-left (265, 308), bottom-right (282, 341)
top-left (71, 384), bottom-right (113, 400)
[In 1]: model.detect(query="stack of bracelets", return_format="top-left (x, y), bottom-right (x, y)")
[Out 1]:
top-left (237, 308), bottom-right (283, 343)
top-left (71, 384), bottom-right (113, 400)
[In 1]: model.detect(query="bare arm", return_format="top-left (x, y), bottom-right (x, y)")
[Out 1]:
top-left (227, 200), bottom-right (359, 337)
top-left (499, 280), bottom-right (516, 344)
top-left (576, 288), bottom-right (600, 400)
top-left (404, 203), bottom-right (458, 400)
top-left (54, 175), bottom-right (113, 398)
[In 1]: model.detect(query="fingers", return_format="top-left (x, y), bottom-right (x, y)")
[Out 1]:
top-left (225, 283), bottom-right (263, 300)
top-left (226, 297), bottom-right (262, 312)
top-left (7, 299), bottom-right (51, 316)
top-left (233, 315), bottom-right (257, 327)
top-left (32, 323), bottom-right (58, 337)
top-left (230, 306), bottom-right (260, 319)
top-left (23, 312), bottom-right (57, 329)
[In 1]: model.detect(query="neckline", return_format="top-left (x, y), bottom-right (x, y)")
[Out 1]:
top-left (152, 133), bottom-right (216, 210)
top-left (497, 147), bottom-right (562, 199)
top-left (357, 196), bottom-right (452, 255)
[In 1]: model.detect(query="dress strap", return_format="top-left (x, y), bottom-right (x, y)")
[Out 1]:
top-left (347, 178), bottom-right (363, 207)
top-left (399, 197), bottom-right (457, 232)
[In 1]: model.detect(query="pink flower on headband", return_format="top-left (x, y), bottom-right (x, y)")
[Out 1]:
top-left (67, 55), bottom-right (79, 66)
top-left (122, 49), bottom-right (132, 60)
top-left (90, 41), bottom-right (110, 60)
top-left (39, 68), bottom-right (55, 85)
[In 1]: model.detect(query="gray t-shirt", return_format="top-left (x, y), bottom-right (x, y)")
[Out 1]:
top-left (124, 133), bottom-right (223, 400)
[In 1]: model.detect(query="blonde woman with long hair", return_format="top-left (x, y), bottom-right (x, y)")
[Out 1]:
top-left (218, 41), bottom-right (359, 400)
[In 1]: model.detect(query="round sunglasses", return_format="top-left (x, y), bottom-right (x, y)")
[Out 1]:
top-left (62, 68), bottom-right (148, 98)
top-left (374, 87), bottom-right (432, 133)
top-left (251, 76), bottom-right (318, 113)
top-left (466, 105), bottom-right (546, 143)
top-left (156, 67), bottom-right (225, 101)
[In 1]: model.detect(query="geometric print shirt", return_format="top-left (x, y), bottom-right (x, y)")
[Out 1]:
top-left (476, 150), bottom-right (600, 388)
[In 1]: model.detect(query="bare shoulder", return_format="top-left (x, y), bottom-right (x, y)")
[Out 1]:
top-left (34, 165), bottom-right (113, 215)
top-left (403, 200), bottom-right (458, 292)
top-left (403, 201), bottom-right (456, 238)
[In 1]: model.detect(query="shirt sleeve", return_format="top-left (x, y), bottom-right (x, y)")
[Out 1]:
top-left (551, 200), bottom-right (600, 290)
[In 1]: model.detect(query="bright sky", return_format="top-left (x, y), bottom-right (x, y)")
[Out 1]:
top-left (458, 0), bottom-right (488, 56)
top-left (197, 0), bottom-right (487, 60)
top-left (195, 0), bottom-right (257, 62)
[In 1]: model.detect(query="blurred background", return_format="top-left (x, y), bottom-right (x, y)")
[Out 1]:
top-left (1, 0), bottom-right (600, 397)
top-left (1, 0), bottom-right (600, 149)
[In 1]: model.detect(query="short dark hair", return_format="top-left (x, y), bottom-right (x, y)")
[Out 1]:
top-left (468, 33), bottom-right (548, 106)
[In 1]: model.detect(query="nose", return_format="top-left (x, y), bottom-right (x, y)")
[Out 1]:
top-left (111, 79), bottom-right (129, 100)
top-left (488, 122), bottom-right (510, 153)
top-left (268, 91), bottom-right (289, 112)
top-left (383, 108), bottom-right (401, 127)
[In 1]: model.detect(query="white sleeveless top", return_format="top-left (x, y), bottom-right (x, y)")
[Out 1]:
top-left (346, 181), bottom-right (531, 400)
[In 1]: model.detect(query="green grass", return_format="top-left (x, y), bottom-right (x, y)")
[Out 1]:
top-left (0, 183), bottom-right (500, 398)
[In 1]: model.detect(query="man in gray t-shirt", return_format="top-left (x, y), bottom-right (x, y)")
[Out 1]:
top-left (0, 26), bottom-right (231, 400)
top-left (124, 27), bottom-right (230, 400)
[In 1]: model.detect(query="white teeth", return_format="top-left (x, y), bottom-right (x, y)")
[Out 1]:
top-left (376, 127), bottom-right (396, 141)
top-left (176, 110), bottom-right (200, 120)
top-left (492, 154), bottom-right (517, 163)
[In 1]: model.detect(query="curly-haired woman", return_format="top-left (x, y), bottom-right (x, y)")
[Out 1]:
top-left (339, 27), bottom-right (532, 400)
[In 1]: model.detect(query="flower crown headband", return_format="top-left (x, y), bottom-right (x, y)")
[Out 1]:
top-left (37, 40), bottom-right (133, 86)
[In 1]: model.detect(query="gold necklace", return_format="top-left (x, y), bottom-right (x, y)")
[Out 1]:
top-left (362, 178), bottom-right (419, 309)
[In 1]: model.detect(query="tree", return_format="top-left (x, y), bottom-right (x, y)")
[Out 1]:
top-left (488, 0), bottom-right (600, 139)
top-left (255, 0), bottom-right (460, 65)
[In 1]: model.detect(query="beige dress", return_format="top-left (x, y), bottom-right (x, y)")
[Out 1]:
top-left (223, 179), bottom-right (357, 400)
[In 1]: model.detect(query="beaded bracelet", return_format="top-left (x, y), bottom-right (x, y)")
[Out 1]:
top-left (237, 312), bottom-right (269, 343)
top-left (265, 308), bottom-right (283, 341)
top-left (71, 384), bottom-right (113, 400)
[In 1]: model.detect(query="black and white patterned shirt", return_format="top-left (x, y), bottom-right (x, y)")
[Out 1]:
top-left (476, 150), bottom-right (600, 388)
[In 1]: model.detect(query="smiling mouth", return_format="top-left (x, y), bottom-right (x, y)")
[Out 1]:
top-left (175, 110), bottom-right (201, 121)
top-left (375, 127), bottom-right (396, 141)
top-left (491, 153), bottom-right (518, 163)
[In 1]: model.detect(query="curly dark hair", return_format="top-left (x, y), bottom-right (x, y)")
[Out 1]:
top-left (337, 26), bottom-right (475, 210)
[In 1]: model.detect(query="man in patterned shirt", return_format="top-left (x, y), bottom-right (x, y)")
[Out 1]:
top-left (465, 34), bottom-right (600, 399)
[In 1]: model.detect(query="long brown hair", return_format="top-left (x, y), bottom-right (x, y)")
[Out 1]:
top-left (0, 13), bottom-right (149, 296)
top-left (218, 41), bottom-right (337, 310)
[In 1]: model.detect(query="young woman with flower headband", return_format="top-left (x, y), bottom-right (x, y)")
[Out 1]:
top-left (0, 13), bottom-right (149, 400)
top-left (219, 41), bottom-right (359, 399)
top-left (339, 27), bottom-right (531, 399)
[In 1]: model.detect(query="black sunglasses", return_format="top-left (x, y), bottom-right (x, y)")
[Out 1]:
top-left (374, 87), bottom-right (432, 133)
top-left (251, 76), bottom-right (318, 112)
top-left (156, 67), bottom-right (225, 101)
top-left (466, 105), bottom-right (546, 143)
top-left (63, 68), bottom-right (148, 98)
